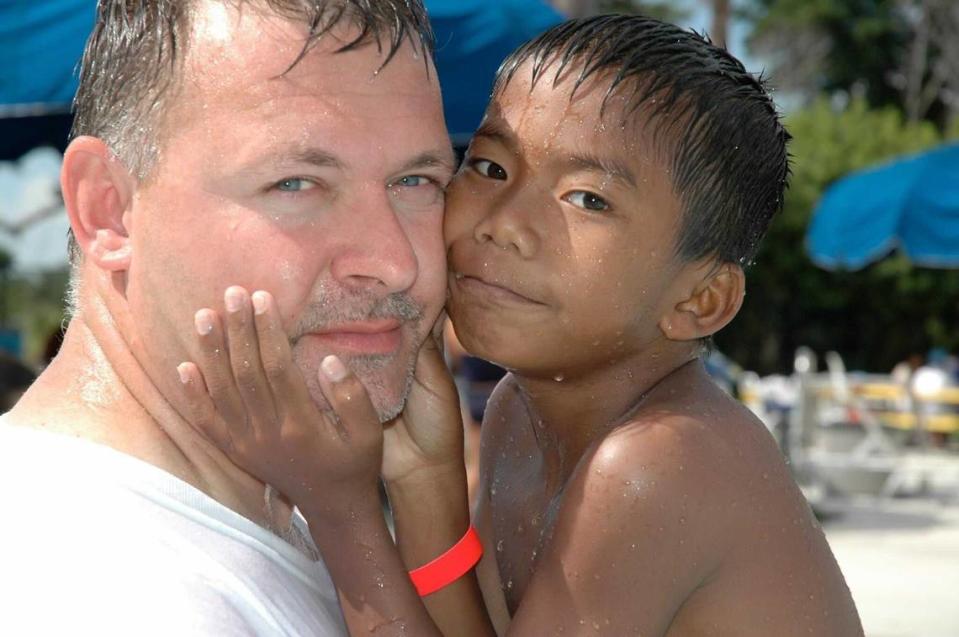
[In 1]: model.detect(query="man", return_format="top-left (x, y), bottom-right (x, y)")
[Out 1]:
top-left (0, 1), bottom-right (454, 634)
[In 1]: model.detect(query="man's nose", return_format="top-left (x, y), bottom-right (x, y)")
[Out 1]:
top-left (330, 188), bottom-right (419, 294)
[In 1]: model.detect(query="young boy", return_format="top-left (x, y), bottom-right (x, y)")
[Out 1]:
top-left (179, 14), bottom-right (862, 636)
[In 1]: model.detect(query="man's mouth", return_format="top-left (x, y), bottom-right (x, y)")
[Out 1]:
top-left (304, 318), bottom-right (403, 355)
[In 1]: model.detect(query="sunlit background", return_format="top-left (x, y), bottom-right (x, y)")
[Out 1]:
top-left (2, 2), bottom-right (958, 635)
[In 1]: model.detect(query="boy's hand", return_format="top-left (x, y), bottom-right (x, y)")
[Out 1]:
top-left (176, 286), bottom-right (383, 515)
top-left (381, 316), bottom-right (466, 487)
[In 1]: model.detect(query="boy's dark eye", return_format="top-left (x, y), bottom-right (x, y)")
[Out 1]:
top-left (564, 190), bottom-right (610, 212)
top-left (472, 159), bottom-right (508, 181)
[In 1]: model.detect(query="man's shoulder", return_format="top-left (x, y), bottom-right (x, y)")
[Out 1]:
top-left (0, 423), bottom-right (347, 636)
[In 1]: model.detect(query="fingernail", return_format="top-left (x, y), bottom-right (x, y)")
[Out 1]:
top-left (195, 311), bottom-right (213, 335)
top-left (177, 363), bottom-right (190, 384)
top-left (251, 291), bottom-right (267, 315)
top-left (225, 288), bottom-right (244, 313)
top-left (321, 355), bottom-right (348, 382)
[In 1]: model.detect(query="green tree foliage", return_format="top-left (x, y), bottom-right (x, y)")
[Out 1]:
top-left (597, 0), bottom-right (690, 23)
top-left (715, 98), bottom-right (959, 373)
top-left (744, 0), bottom-right (959, 128)
top-left (2, 268), bottom-right (69, 363)
top-left (745, 0), bottom-right (906, 107)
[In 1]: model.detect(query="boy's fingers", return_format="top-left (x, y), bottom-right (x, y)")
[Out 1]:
top-left (223, 286), bottom-right (276, 426)
top-left (318, 355), bottom-right (382, 446)
top-left (413, 326), bottom-right (458, 396)
top-left (176, 362), bottom-right (233, 452)
top-left (251, 290), bottom-right (314, 408)
top-left (194, 308), bottom-right (250, 436)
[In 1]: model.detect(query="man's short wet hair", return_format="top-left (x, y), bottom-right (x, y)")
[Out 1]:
top-left (67, 0), bottom-right (434, 266)
top-left (494, 14), bottom-right (791, 267)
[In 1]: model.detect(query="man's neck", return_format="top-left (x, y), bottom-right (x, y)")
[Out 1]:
top-left (7, 308), bottom-right (293, 532)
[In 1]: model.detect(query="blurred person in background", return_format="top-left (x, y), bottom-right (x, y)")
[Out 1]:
top-left (0, 353), bottom-right (35, 413)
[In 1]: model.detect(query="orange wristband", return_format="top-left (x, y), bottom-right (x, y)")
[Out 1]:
top-left (408, 525), bottom-right (483, 596)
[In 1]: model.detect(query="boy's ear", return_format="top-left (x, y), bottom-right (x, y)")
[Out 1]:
top-left (659, 262), bottom-right (745, 341)
top-left (61, 136), bottom-right (134, 272)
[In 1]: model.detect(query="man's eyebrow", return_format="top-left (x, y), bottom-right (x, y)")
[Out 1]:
top-left (564, 152), bottom-right (637, 189)
top-left (398, 151), bottom-right (457, 175)
top-left (286, 148), bottom-right (344, 169)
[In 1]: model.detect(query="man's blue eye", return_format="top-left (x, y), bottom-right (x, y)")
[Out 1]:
top-left (275, 178), bottom-right (314, 192)
top-left (396, 176), bottom-right (427, 187)
top-left (389, 175), bottom-right (443, 208)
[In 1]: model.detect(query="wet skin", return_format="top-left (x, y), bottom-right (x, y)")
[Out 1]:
top-left (444, 65), bottom-right (864, 635)
top-left (173, 45), bottom-right (863, 637)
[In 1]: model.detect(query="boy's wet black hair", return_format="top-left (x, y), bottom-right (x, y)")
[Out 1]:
top-left (494, 14), bottom-right (791, 267)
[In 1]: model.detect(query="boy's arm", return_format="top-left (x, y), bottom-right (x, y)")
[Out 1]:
top-left (385, 465), bottom-right (496, 637)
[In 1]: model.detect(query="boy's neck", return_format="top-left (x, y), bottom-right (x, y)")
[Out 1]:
top-left (509, 344), bottom-right (702, 478)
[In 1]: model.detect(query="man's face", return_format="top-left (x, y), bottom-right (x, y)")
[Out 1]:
top-left (444, 64), bottom-right (686, 378)
top-left (125, 3), bottom-right (453, 419)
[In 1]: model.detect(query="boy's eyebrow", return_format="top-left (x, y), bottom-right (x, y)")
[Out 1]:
top-left (564, 152), bottom-right (637, 188)
top-left (473, 121), bottom-right (637, 188)
top-left (472, 120), bottom-right (518, 150)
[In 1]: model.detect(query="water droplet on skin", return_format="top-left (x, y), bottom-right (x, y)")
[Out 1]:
top-left (553, 373), bottom-right (565, 382)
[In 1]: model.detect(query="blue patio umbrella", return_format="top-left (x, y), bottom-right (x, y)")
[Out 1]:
top-left (0, 0), bottom-right (562, 158)
top-left (428, 0), bottom-right (563, 143)
top-left (807, 142), bottom-right (959, 270)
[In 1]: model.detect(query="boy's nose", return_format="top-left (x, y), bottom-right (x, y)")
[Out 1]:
top-left (472, 193), bottom-right (540, 258)
top-left (330, 192), bottom-right (419, 294)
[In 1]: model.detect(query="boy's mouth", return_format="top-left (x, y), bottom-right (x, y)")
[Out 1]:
top-left (451, 271), bottom-right (547, 306)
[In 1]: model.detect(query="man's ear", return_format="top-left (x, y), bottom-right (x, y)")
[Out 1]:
top-left (659, 262), bottom-right (745, 341)
top-left (61, 136), bottom-right (134, 271)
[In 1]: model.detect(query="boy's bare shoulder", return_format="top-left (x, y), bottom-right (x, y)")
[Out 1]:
top-left (572, 366), bottom-right (808, 564)
top-left (594, 370), bottom-right (784, 487)
top-left (542, 370), bottom-right (863, 635)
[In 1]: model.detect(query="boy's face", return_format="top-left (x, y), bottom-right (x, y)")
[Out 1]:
top-left (444, 65), bottom-right (688, 376)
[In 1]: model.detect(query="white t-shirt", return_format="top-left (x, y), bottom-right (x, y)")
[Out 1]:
top-left (0, 419), bottom-right (347, 636)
